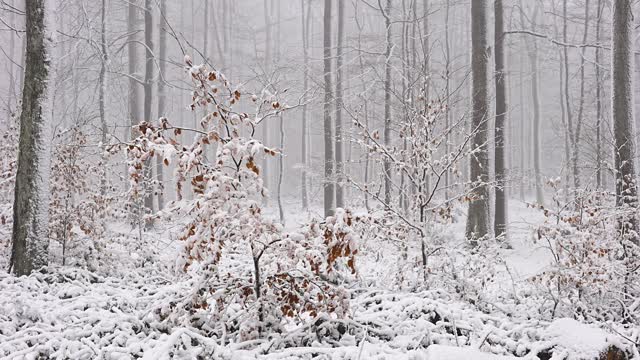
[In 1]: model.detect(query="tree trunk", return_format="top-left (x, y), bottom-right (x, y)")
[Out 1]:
top-left (99, 0), bottom-right (108, 194)
top-left (156, 0), bottom-right (167, 210)
top-left (11, 0), bottom-right (54, 275)
top-left (494, 0), bottom-right (508, 239)
top-left (611, 0), bottom-right (639, 245)
top-left (574, 0), bottom-right (591, 192)
top-left (143, 0), bottom-right (154, 214)
top-left (128, 1), bottom-right (140, 140)
top-left (595, 0), bottom-right (603, 189)
top-left (465, 0), bottom-right (491, 244)
top-left (262, 0), bottom-right (271, 200)
top-left (335, 0), bottom-right (345, 209)
top-left (7, 0), bottom-right (16, 115)
top-left (382, 0), bottom-right (393, 206)
top-left (423, 0), bottom-right (430, 101)
top-left (323, 0), bottom-right (335, 218)
top-left (300, 0), bottom-right (310, 210)
top-left (563, 0), bottom-right (577, 194)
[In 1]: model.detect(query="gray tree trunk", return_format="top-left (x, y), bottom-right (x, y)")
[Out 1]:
top-left (323, 0), bottom-right (335, 218)
top-left (143, 0), bottom-right (154, 214)
top-left (382, 0), bottom-right (393, 206)
top-left (563, 0), bottom-right (577, 194)
top-left (11, 0), bottom-right (54, 275)
top-left (300, 0), bottom-right (310, 210)
top-left (156, 0), bottom-right (167, 210)
top-left (97, 0), bottom-right (109, 195)
top-left (574, 0), bottom-right (591, 192)
top-left (128, 1), bottom-right (140, 141)
top-left (335, 0), bottom-right (345, 209)
top-left (611, 0), bottom-right (639, 245)
top-left (595, 0), bottom-right (603, 189)
top-left (7, 0), bottom-right (16, 115)
top-left (262, 0), bottom-right (271, 200)
top-left (465, 0), bottom-right (491, 244)
top-left (494, 0), bottom-right (508, 239)
top-left (518, 2), bottom-right (543, 205)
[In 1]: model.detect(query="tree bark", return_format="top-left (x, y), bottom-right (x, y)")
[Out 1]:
top-left (465, 0), bottom-right (491, 244)
top-left (382, 0), bottom-right (393, 206)
top-left (98, 0), bottom-right (108, 194)
top-left (11, 0), bottom-right (54, 275)
top-left (574, 0), bottom-right (591, 192)
top-left (563, 0), bottom-right (577, 194)
top-left (335, 0), bottom-right (345, 209)
top-left (262, 0), bottom-right (271, 200)
top-left (595, 0), bottom-right (603, 189)
top-left (323, 0), bottom-right (335, 218)
top-left (128, 1), bottom-right (140, 141)
top-left (143, 0), bottom-right (154, 214)
top-left (156, 0), bottom-right (167, 210)
top-left (300, 0), bottom-right (310, 210)
top-left (611, 0), bottom-right (639, 245)
top-left (494, 0), bottom-right (508, 239)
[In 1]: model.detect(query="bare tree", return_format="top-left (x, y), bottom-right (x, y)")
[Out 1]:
top-left (10, 0), bottom-right (54, 275)
top-left (494, 0), bottom-right (508, 240)
top-left (99, 0), bottom-right (108, 193)
top-left (465, 0), bottom-right (490, 243)
top-left (382, 0), bottom-right (393, 205)
top-left (156, 0), bottom-right (167, 210)
top-left (595, 0), bottom-right (604, 189)
top-left (300, 0), bottom-right (310, 210)
top-left (143, 0), bottom-right (154, 214)
top-left (611, 0), bottom-right (639, 245)
top-left (335, 0), bottom-right (346, 209)
top-left (323, 0), bottom-right (335, 218)
top-left (127, 0), bottom-right (140, 141)
top-left (574, 0), bottom-right (591, 192)
top-left (518, 2), bottom-right (544, 205)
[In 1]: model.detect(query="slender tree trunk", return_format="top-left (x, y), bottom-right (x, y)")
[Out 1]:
top-left (423, 0), bottom-right (430, 101)
top-left (611, 0), bottom-right (639, 245)
top-left (466, 0), bottom-right (491, 244)
top-left (574, 0), bottom-right (590, 192)
top-left (262, 0), bottom-right (271, 200)
top-left (156, 0), bottom-right (167, 210)
top-left (518, 2), bottom-right (543, 205)
top-left (203, 0), bottom-right (209, 62)
top-left (355, 7), bottom-right (370, 211)
top-left (128, 1), bottom-right (140, 140)
top-left (300, 0), bottom-right (310, 210)
top-left (275, 4), bottom-right (284, 223)
top-left (335, 0), bottom-right (345, 209)
top-left (8, 0), bottom-right (16, 115)
top-left (519, 45), bottom-right (525, 201)
top-left (99, 0), bottom-right (108, 194)
top-left (551, 0), bottom-right (571, 200)
top-left (323, 0), bottom-right (335, 217)
top-left (563, 0), bottom-right (577, 194)
top-left (382, 0), bottom-right (393, 205)
top-left (444, 0), bottom-right (451, 200)
top-left (494, 0), bottom-right (508, 239)
top-left (595, 0), bottom-right (603, 189)
top-left (11, 0), bottom-right (54, 275)
top-left (143, 0), bottom-right (154, 214)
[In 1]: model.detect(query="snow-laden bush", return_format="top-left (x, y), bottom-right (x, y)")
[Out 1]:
top-left (531, 183), bottom-right (640, 322)
top-left (126, 57), bottom-right (358, 342)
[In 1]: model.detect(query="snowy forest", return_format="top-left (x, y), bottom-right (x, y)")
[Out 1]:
top-left (0, 0), bottom-right (639, 358)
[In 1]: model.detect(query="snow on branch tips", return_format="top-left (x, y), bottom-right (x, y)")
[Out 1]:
top-left (125, 57), bottom-right (359, 342)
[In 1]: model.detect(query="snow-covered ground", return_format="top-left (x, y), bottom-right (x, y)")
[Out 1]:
top-left (1, 199), bottom-right (637, 359)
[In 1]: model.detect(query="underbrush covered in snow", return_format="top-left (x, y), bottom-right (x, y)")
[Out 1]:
top-left (0, 266), bottom-right (637, 359)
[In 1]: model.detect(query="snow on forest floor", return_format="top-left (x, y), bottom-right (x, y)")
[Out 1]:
top-left (0, 199), bottom-right (637, 359)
